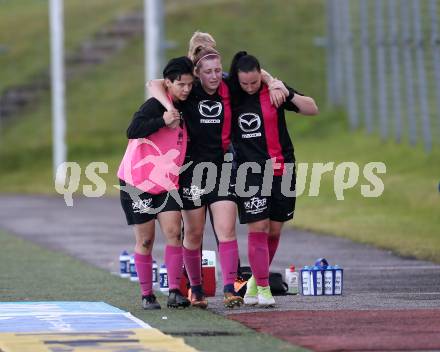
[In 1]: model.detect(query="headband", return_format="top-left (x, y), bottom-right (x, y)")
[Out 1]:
top-left (195, 53), bottom-right (220, 67)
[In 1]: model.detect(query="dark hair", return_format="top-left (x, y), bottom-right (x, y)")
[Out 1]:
top-left (229, 51), bottom-right (260, 75)
top-left (228, 51), bottom-right (261, 105)
top-left (162, 56), bottom-right (194, 82)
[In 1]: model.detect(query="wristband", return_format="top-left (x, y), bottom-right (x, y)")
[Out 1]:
top-left (287, 89), bottom-right (295, 101)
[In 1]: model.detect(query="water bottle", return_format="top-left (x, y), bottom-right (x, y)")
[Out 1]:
top-left (301, 266), bottom-right (311, 295)
top-left (312, 265), bottom-right (324, 295)
top-left (159, 264), bottom-right (169, 294)
top-left (324, 265), bottom-right (334, 295)
top-left (315, 257), bottom-right (329, 268)
top-left (285, 265), bottom-right (299, 295)
top-left (129, 254), bottom-right (138, 282)
top-left (333, 265), bottom-right (344, 295)
top-left (309, 268), bottom-right (315, 296)
top-left (152, 260), bottom-right (158, 288)
top-left (119, 250), bottom-right (130, 278)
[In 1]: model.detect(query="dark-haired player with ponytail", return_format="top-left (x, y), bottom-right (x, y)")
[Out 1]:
top-left (228, 51), bottom-right (318, 307)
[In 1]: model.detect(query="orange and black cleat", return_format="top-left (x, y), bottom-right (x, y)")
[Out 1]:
top-left (190, 290), bottom-right (208, 309)
top-left (223, 292), bottom-right (244, 308)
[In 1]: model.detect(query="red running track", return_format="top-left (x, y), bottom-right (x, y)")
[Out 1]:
top-left (229, 309), bottom-right (440, 351)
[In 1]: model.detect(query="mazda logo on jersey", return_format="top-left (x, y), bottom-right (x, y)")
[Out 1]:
top-left (239, 113), bottom-right (261, 133)
top-left (198, 100), bottom-right (222, 118)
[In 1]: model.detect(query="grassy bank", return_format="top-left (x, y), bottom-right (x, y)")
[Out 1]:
top-left (0, 0), bottom-right (142, 93)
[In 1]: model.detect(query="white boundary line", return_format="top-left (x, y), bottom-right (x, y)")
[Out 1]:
top-left (124, 312), bottom-right (152, 329)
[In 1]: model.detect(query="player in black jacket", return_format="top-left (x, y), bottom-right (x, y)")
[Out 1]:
top-left (118, 57), bottom-right (194, 310)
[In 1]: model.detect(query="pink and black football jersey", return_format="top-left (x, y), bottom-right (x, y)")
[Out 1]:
top-left (181, 80), bottom-right (232, 164)
top-left (231, 83), bottom-right (300, 176)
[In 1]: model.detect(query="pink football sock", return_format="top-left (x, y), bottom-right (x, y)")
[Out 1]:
top-left (248, 232), bottom-right (269, 287)
top-left (134, 253), bottom-right (153, 296)
top-left (219, 239), bottom-right (239, 287)
top-left (164, 245), bottom-right (183, 290)
top-left (268, 236), bottom-right (280, 265)
top-left (183, 247), bottom-right (202, 286)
